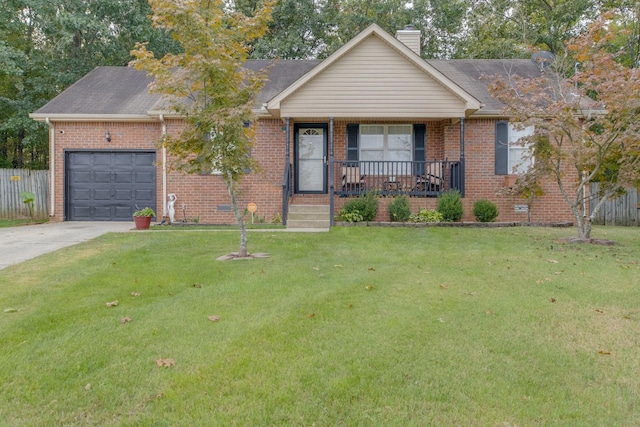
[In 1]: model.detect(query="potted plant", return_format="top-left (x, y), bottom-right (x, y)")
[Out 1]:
top-left (133, 207), bottom-right (155, 230)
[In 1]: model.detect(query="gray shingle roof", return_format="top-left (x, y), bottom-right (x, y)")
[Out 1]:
top-left (427, 59), bottom-right (544, 114)
top-left (34, 66), bottom-right (161, 116)
top-left (33, 58), bottom-right (542, 117)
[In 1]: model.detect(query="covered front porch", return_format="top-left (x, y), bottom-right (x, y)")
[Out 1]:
top-left (279, 117), bottom-right (468, 226)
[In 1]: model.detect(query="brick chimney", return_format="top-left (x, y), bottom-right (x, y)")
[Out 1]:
top-left (395, 25), bottom-right (421, 56)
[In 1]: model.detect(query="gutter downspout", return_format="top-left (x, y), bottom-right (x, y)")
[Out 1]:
top-left (45, 118), bottom-right (55, 217)
top-left (159, 114), bottom-right (167, 218)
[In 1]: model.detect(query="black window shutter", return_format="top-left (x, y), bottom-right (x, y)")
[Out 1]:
top-left (495, 121), bottom-right (509, 175)
top-left (346, 124), bottom-right (359, 164)
top-left (413, 124), bottom-right (426, 175)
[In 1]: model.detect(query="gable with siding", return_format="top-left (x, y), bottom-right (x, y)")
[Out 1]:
top-left (279, 35), bottom-right (466, 118)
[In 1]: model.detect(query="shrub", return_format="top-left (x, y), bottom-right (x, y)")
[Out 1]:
top-left (133, 207), bottom-right (156, 217)
top-left (437, 190), bottom-right (463, 222)
top-left (409, 209), bottom-right (443, 223)
top-left (473, 199), bottom-right (499, 222)
top-left (339, 192), bottom-right (378, 222)
top-left (388, 196), bottom-right (411, 222)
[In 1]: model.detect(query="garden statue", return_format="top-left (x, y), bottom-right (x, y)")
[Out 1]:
top-left (167, 194), bottom-right (177, 223)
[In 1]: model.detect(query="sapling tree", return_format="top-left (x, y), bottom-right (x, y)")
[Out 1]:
top-left (489, 12), bottom-right (640, 239)
top-left (131, 0), bottom-right (274, 257)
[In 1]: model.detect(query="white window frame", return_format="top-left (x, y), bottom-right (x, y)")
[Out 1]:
top-left (508, 124), bottom-right (534, 174)
top-left (359, 124), bottom-right (412, 175)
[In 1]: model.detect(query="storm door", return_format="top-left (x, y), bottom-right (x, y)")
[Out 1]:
top-left (295, 124), bottom-right (328, 193)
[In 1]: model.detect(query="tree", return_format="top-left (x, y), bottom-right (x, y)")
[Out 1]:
top-left (239, 0), bottom-right (327, 59)
top-left (489, 12), bottom-right (640, 239)
top-left (461, 0), bottom-right (598, 59)
top-left (131, 0), bottom-right (274, 258)
top-left (1, 0), bottom-right (179, 169)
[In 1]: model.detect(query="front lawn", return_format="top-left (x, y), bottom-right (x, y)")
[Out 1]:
top-left (1, 227), bottom-right (639, 426)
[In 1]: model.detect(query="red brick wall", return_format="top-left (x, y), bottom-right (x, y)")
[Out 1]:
top-left (50, 117), bottom-right (576, 225)
top-left (49, 121), bottom-right (162, 222)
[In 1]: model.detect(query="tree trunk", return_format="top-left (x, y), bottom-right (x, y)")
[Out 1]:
top-left (576, 215), bottom-right (592, 240)
top-left (227, 177), bottom-right (248, 257)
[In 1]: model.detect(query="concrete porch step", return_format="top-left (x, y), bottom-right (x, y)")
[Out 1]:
top-left (287, 204), bottom-right (330, 230)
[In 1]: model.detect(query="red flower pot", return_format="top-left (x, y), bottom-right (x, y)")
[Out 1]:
top-left (133, 216), bottom-right (152, 230)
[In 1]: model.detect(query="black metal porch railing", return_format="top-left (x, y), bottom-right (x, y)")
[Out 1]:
top-left (281, 161), bottom-right (292, 225)
top-left (333, 159), bottom-right (463, 198)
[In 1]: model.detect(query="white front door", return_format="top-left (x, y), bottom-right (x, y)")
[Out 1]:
top-left (296, 126), bottom-right (327, 193)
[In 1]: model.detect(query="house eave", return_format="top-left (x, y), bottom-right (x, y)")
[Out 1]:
top-left (30, 113), bottom-right (155, 122)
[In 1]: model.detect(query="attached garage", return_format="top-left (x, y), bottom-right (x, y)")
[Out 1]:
top-left (65, 150), bottom-right (156, 221)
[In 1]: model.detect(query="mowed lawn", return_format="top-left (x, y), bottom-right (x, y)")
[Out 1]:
top-left (1, 226), bottom-right (639, 426)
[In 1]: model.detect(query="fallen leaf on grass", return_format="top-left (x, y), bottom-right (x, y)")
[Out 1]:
top-left (598, 350), bottom-right (611, 356)
top-left (155, 358), bottom-right (176, 367)
top-left (364, 285), bottom-right (374, 291)
top-left (84, 383), bottom-right (91, 391)
top-left (208, 315), bottom-right (220, 322)
top-left (439, 283), bottom-right (447, 289)
top-left (105, 300), bottom-right (118, 308)
top-left (368, 267), bottom-right (376, 271)
top-left (550, 298), bottom-right (556, 303)
top-left (120, 317), bottom-right (132, 324)
top-left (309, 313), bottom-right (315, 319)
top-left (595, 309), bottom-right (605, 314)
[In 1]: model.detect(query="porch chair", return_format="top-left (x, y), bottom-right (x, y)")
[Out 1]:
top-left (341, 166), bottom-right (366, 196)
top-left (414, 161), bottom-right (444, 193)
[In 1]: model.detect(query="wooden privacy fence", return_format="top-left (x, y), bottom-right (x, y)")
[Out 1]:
top-left (590, 183), bottom-right (639, 226)
top-left (0, 169), bottom-right (49, 219)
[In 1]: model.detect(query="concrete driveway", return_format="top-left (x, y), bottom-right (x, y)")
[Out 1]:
top-left (0, 221), bottom-right (135, 270)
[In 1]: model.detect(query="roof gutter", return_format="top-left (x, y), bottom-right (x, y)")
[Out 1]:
top-left (45, 118), bottom-right (55, 218)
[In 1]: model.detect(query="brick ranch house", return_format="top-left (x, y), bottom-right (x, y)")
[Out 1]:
top-left (31, 24), bottom-right (573, 226)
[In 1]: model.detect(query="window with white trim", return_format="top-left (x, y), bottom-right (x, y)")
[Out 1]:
top-left (359, 124), bottom-right (412, 174)
top-left (508, 124), bottom-right (534, 174)
top-left (495, 121), bottom-right (534, 175)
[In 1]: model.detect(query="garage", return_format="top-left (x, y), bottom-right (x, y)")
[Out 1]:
top-left (65, 150), bottom-right (156, 221)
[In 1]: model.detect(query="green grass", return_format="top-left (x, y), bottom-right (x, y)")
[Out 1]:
top-left (0, 218), bottom-right (48, 228)
top-left (1, 226), bottom-right (639, 426)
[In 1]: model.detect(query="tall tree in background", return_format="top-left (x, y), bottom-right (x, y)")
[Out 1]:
top-left (131, 0), bottom-right (274, 257)
top-left (411, 0), bottom-right (467, 59)
top-left (489, 12), bottom-right (640, 239)
top-left (239, 0), bottom-right (326, 59)
top-left (600, 0), bottom-right (640, 67)
top-left (0, 0), bottom-right (178, 169)
top-left (461, 0), bottom-right (598, 59)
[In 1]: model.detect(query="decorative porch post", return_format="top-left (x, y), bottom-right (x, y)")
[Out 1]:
top-left (329, 117), bottom-right (334, 227)
top-left (459, 117), bottom-right (465, 197)
top-left (283, 117), bottom-right (291, 225)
